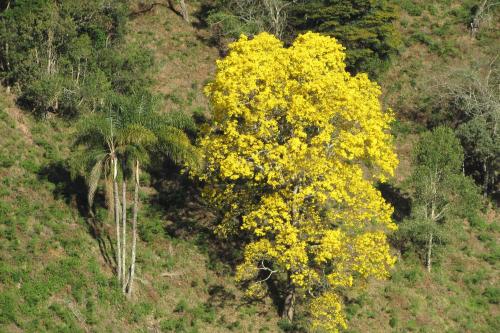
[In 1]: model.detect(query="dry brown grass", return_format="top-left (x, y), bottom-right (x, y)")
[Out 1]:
top-left (127, 4), bottom-right (219, 115)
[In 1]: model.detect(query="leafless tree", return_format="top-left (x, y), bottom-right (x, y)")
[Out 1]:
top-left (218, 0), bottom-right (297, 39)
top-left (439, 57), bottom-right (499, 195)
top-left (470, 0), bottom-right (500, 38)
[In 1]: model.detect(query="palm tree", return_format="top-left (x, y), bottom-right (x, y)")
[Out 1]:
top-left (73, 112), bottom-right (123, 282)
top-left (73, 94), bottom-right (199, 297)
top-left (116, 95), bottom-right (199, 297)
top-left (120, 122), bottom-right (157, 297)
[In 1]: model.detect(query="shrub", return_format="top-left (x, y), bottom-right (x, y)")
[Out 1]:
top-left (400, 0), bottom-right (423, 16)
top-left (483, 287), bottom-right (500, 304)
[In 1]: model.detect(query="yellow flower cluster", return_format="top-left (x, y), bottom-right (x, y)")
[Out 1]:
top-left (194, 32), bottom-right (398, 332)
top-left (310, 292), bottom-right (348, 333)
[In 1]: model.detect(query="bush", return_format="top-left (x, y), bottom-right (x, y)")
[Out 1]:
top-left (400, 0), bottom-right (423, 16)
top-left (190, 304), bottom-right (216, 324)
top-left (160, 317), bottom-right (188, 332)
top-left (0, 292), bottom-right (18, 324)
top-left (131, 302), bottom-right (154, 323)
top-left (483, 287), bottom-right (500, 304)
top-left (174, 299), bottom-right (188, 313)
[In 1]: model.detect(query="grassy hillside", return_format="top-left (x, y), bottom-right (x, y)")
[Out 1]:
top-left (0, 1), bottom-right (498, 333)
top-left (381, 0), bottom-right (499, 125)
top-left (0, 88), bottom-right (280, 332)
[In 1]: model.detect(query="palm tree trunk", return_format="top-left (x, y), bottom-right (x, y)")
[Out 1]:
top-left (113, 157), bottom-right (122, 282)
top-left (127, 159), bottom-right (140, 297)
top-left (121, 161), bottom-right (127, 292)
top-left (426, 232), bottom-right (433, 273)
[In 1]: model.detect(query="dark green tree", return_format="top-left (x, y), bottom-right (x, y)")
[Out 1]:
top-left (0, 0), bottom-right (151, 117)
top-left (288, 0), bottom-right (400, 77)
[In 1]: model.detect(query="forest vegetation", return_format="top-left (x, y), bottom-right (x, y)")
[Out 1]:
top-left (0, 1), bottom-right (498, 332)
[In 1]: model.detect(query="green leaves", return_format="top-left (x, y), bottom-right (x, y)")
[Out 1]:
top-left (398, 126), bottom-right (483, 267)
top-left (0, 0), bottom-right (152, 116)
top-left (412, 126), bottom-right (463, 176)
top-left (288, 0), bottom-right (400, 77)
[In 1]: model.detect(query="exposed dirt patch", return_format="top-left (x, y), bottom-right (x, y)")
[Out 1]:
top-left (127, 5), bottom-right (219, 115)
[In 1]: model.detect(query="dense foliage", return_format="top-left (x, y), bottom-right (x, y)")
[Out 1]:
top-left (194, 32), bottom-right (398, 331)
top-left (0, 0), bottom-right (153, 116)
top-left (288, 0), bottom-right (399, 76)
top-left (205, 0), bottom-right (399, 76)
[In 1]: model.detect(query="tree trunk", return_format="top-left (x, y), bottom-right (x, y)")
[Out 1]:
top-left (282, 278), bottom-right (295, 322)
top-left (127, 159), bottom-right (140, 297)
top-left (47, 29), bottom-right (54, 75)
top-left (113, 157), bottom-right (122, 282)
top-left (121, 163), bottom-right (127, 292)
top-left (426, 232), bottom-right (433, 273)
top-left (179, 0), bottom-right (189, 22)
top-left (5, 42), bottom-right (10, 71)
top-left (76, 62), bottom-right (81, 85)
top-left (482, 161), bottom-right (489, 197)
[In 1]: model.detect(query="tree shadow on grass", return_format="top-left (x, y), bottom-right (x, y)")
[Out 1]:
top-left (148, 159), bottom-right (246, 271)
top-left (378, 182), bottom-right (412, 223)
top-left (148, 159), bottom-right (317, 321)
top-left (191, 2), bottom-right (213, 30)
top-left (207, 284), bottom-right (237, 308)
top-left (38, 161), bottom-right (116, 270)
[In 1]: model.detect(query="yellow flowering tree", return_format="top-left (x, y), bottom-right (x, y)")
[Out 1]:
top-left (194, 32), bottom-right (398, 332)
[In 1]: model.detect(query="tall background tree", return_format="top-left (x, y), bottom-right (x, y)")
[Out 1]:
top-left (288, 0), bottom-right (400, 77)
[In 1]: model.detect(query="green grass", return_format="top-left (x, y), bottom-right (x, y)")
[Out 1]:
top-left (1, 1), bottom-right (499, 332)
top-left (0, 84), bottom-right (280, 332)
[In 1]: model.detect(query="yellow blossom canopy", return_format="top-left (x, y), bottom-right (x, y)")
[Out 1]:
top-left (195, 32), bottom-right (398, 332)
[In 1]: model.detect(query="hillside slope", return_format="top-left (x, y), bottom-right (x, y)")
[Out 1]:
top-left (0, 1), bottom-right (498, 333)
top-left (0, 86), bottom-right (279, 333)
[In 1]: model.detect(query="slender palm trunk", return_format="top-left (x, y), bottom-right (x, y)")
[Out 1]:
top-left (113, 157), bottom-right (122, 282)
top-left (426, 232), bottom-right (433, 273)
top-left (127, 159), bottom-right (140, 297)
top-left (121, 162), bottom-right (127, 291)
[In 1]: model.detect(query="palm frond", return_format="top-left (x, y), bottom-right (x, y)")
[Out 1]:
top-left (87, 158), bottom-right (104, 209)
top-left (161, 111), bottom-right (196, 132)
top-left (74, 113), bottom-right (116, 150)
top-left (157, 126), bottom-right (201, 168)
top-left (120, 123), bottom-right (157, 146)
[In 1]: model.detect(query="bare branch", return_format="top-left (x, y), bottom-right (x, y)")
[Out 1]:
top-left (256, 260), bottom-right (278, 282)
